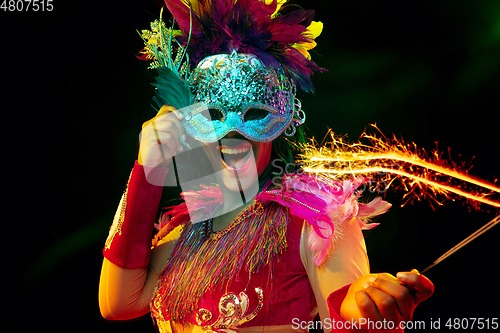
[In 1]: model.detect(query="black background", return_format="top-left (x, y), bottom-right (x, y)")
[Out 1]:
top-left (3, 0), bottom-right (500, 331)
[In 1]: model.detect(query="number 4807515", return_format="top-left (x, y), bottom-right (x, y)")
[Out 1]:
top-left (1, 0), bottom-right (54, 11)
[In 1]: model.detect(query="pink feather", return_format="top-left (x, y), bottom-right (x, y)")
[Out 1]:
top-left (257, 174), bottom-right (390, 266)
top-left (153, 172), bottom-right (391, 266)
top-left (357, 197), bottom-right (392, 230)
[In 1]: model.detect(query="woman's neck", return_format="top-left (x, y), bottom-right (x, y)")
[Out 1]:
top-left (212, 197), bottom-right (255, 232)
top-left (212, 156), bottom-right (275, 231)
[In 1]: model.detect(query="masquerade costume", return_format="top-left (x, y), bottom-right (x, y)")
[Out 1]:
top-left (100, 0), bottom-right (399, 332)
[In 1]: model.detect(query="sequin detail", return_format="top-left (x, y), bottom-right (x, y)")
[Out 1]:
top-left (183, 51), bottom-right (298, 143)
top-left (196, 288), bottom-right (264, 332)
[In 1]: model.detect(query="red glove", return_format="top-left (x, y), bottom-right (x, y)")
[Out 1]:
top-left (103, 161), bottom-right (168, 268)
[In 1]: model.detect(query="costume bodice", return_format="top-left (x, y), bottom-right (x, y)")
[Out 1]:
top-left (150, 174), bottom-right (389, 332)
top-left (151, 205), bottom-right (317, 331)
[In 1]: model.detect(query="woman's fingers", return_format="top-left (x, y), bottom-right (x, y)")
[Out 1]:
top-left (153, 126), bottom-right (178, 159)
top-left (397, 269), bottom-right (435, 305)
top-left (151, 119), bottom-right (181, 154)
top-left (365, 276), bottom-right (414, 321)
top-left (154, 106), bottom-right (186, 149)
top-left (156, 104), bottom-right (177, 117)
top-left (355, 290), bottom-right (383, 322)
top-left (139, 105), bottom-right (187, 167)
top-left (344, 271), bottom-right (435, 331)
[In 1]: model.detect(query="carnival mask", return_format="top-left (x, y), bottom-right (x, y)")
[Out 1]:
top-left (180, 52), bottom-right (305, 143)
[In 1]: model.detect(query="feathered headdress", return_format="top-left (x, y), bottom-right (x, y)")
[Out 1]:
top-left (139, 0), bottom-right (325, 94)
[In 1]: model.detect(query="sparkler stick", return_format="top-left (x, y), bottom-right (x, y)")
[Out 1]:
top-left (421, 215), bottom-right (499, 273)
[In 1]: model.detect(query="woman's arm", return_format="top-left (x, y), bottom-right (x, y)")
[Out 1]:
top-left (99, 105), bottom-right (186, 320)
top-left (300, 216), bottom-right (433, 332)
top-left (300, 216), bottom-right (370, 330)
top-left (99, 230), bottom-right (180, 321)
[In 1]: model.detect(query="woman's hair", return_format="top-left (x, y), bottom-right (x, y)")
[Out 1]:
top-left (272, 124), bottom-right (308, 172)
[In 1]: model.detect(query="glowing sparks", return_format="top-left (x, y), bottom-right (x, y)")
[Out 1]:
top-left (298, 125), bottom-right (500, 210)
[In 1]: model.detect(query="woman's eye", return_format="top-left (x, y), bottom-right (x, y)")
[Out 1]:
top-left (201, 108), bottom-right (224, 121)
top-left (243, 108), bottom-right (268, 121)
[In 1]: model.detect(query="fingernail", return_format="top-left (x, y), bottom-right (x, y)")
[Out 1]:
top-left (411, 269), bottom-right (420, 275)
top-left (397, 272), bottom-right (407, 280)
top-left (367, 276), bottom-right (376, 284)
top-left (182, 134), bottom-right (187, 140)
top-left (178, 111), bottom-right (184, 118)
top-left (362, 282), bottom-right (370, 289)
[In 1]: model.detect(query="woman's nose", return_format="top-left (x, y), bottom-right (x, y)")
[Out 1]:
top-left (224, 131), bottom-right (246, 140)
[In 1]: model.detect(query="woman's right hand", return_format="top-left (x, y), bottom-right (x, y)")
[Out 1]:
top-left (138, 105), bottom-right (186, 167)
top-left (340, 270), bottom-right (434, 329)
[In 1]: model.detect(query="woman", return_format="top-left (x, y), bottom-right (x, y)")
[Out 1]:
top-left (99, 1), bottom-right (434, 331)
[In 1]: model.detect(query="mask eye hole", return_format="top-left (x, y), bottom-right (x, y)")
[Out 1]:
top-left (201, 108), bottom-right (225, 122)
top-left (243, 108), bottom-right (268, 121)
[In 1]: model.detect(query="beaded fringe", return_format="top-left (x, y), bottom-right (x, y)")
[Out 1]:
top-left (151, 200), bottom-right (289, 325)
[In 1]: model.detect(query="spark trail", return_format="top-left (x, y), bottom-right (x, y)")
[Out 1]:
top-left (299, 125), bottom-right (500, 210)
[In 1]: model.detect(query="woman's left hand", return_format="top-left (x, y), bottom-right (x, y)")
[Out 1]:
top-left (340, 269), bottom-right (434, 329)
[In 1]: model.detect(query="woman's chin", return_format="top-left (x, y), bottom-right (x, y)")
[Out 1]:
top-left (201, 136), bottom-right (270, 201)
top-left (219, 153), bottom-right (259, 199)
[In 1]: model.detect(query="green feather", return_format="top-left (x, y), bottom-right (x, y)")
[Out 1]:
top-left (152, 67), bottom-right (192, 110)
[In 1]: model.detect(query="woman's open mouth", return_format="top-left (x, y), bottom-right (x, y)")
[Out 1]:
top-left (218, 140), bottom-right (254, 172)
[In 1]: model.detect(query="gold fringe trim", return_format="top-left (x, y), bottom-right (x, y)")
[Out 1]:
top-left (104, 171), bottom-right (132, 250)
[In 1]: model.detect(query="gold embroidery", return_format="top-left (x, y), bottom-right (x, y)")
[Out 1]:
top-left (104, 171), bottom-right (132, 250)
top-left (152, 290), bottom-right (173, 333)
top-left (196, 288), bottom-right (264, 332)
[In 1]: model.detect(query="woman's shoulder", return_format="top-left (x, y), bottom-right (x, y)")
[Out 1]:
top-left (260, 172), bottom-right (390, 266)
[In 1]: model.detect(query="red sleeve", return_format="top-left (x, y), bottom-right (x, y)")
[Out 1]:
top-left (103, 161), bottom-right (168, 268)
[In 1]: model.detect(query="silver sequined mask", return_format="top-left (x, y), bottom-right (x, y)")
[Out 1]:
top-left (182, 52), bottom-right (305, 143)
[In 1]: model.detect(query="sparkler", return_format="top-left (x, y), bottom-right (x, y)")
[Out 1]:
top-left (299, 124), bottom-right (500, 210)
top-left (298, 124), bottom-right (500, 272)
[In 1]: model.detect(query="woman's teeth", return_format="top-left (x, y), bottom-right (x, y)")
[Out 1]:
top-left (220, 147), bottom-right (250, 154)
